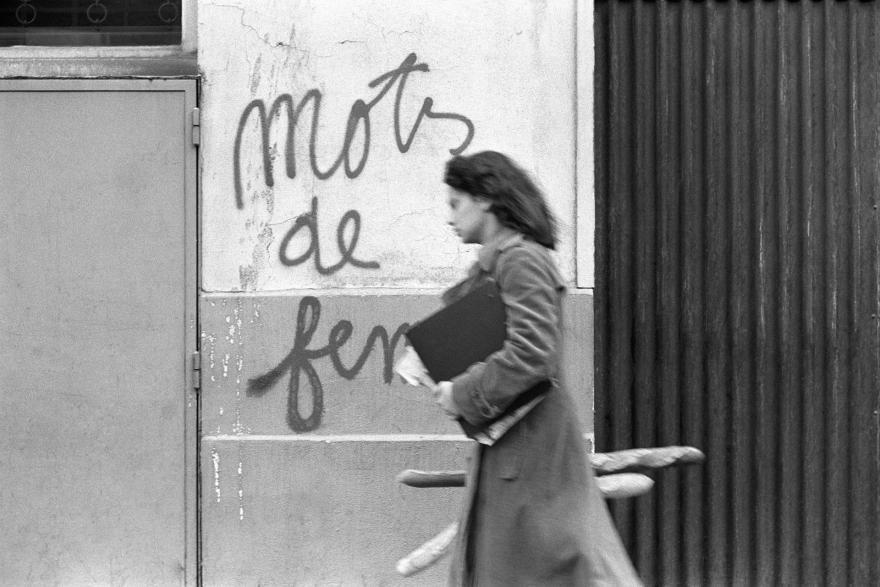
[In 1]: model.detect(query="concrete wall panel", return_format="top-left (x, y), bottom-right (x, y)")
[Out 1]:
top-left (200, 291), bottom-right (593, 436)
top-left (201, 438), bottom-right (469, 585)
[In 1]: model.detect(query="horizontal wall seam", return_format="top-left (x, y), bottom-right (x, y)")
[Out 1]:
top-left (204, 433), bottom-right (597, 443)
top-left (204, 433), bottom-right (470, 442)
top-left (200, 289), bottom-right (596, 298)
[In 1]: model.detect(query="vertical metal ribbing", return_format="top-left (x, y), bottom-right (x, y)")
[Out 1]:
top-left (751, 4), bottom-right (781, 584)
top-left (604, 0), bottom-right (637, 557)
top-left (595, 1), bottom-right (880, 585)
top-left (729, 2), bottom-right (756, 586)
top-left (777, 4), bottom-right (804, 585)
top-left (703, 5), bottom-right (732, 585)
top-left (823, 3), bottom-right (851, 585)
top-left (871, 10), bottom-right (880, 585)
top-left (848, 7), bottom-right (880, 587)
top-left (799, 3), bottom-right (827, 585)
top-left (869, 8), bottom-right (880, 584)
top-left (848, 5), bottom-right (867, 582)
top-left (632, 0), bottom-right (659, 579)
top-left (655, 2), bottom-right (683, 584)
top-left (593, 0), bottom-right (611, 468)
top-left (679, 4), bottom-right (707, 584)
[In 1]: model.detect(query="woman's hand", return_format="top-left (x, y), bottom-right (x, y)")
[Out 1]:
top-left (432, 381), bottom-right (460, 420)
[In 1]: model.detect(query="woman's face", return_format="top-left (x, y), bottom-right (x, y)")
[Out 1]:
top-left (447, 187), bottom-right (491, 244)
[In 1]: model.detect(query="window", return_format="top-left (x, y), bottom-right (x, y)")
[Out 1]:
top-left (1, 1), bottom-right (182, 47)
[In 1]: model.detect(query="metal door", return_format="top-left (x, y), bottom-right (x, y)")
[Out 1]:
top-left (0, 79), bottom-right (198, 585)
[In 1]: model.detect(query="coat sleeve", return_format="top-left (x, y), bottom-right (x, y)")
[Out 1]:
top-left (450, 245), bottom-right (561, 427)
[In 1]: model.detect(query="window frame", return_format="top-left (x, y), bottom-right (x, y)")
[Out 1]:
top-left (0, 0), bottom-right (196, 57)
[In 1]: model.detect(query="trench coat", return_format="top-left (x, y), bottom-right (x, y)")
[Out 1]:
top-left (444, 231), bottom-right (642, 587)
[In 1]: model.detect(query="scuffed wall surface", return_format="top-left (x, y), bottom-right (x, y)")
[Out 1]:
top-left (198, 0), bottom-right (584, 583)
top-left (202, 439), bottom-right (469, 586)
top-left (200, 292), bottom-right (592, 584)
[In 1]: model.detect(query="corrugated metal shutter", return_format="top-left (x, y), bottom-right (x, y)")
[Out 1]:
top-left (594, 1), bottom-right (880, 585)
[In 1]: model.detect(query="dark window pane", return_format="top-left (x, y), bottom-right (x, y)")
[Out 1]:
top-left (0, 1), bottom-right (182, 47)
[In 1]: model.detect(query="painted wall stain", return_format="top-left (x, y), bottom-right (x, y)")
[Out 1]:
top-left (249, 54), bottom-right (262, 95)
top-left (211, 448), bottom-right (221, 503)
top-left (237, 460), bottom-right (245, 521)
top-left (204, 298), bottom-right (268, 435)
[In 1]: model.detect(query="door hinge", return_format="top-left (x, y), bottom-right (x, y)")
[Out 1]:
top-left (191, 107), bottom-right (201, 146)
top-left (191, 351), bottom-right (202, 390)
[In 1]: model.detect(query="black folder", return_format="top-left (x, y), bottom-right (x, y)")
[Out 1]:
top-left (405, 280), bottom-right (507, 383)
top-left (405, 280), bottom-right (551, 445)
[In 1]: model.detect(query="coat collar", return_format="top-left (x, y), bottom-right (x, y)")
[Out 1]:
top-left (477, 229), bottom-right (522, 274)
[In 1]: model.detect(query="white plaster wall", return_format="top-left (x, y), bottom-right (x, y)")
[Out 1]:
top-left (199, 0), bottom-right (577, 291)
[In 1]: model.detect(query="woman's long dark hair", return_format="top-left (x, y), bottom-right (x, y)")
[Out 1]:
top-left (443, 151), bottom-right (557, 249)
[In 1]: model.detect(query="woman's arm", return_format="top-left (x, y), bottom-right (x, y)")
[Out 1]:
top-left (449, 245), bottom-right (562, 426)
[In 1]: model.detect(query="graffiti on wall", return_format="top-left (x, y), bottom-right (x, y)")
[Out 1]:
top-left (246, 296), bottom-right (409, 432)
top-left (234, 52), bottom-right (474, 207)
top-left (276, 196), bottom-right (378, 276)
top-left (234, 52), bottom-right (475, 275)
top-left (236, 53), bottom-right (472, 431)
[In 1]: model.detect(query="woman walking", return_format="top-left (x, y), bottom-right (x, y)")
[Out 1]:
top-left (433, 151), bottom-right (641, 586)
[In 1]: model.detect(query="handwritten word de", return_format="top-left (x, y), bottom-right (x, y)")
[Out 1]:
top-left (278, 196), bottom-right (378, 275)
